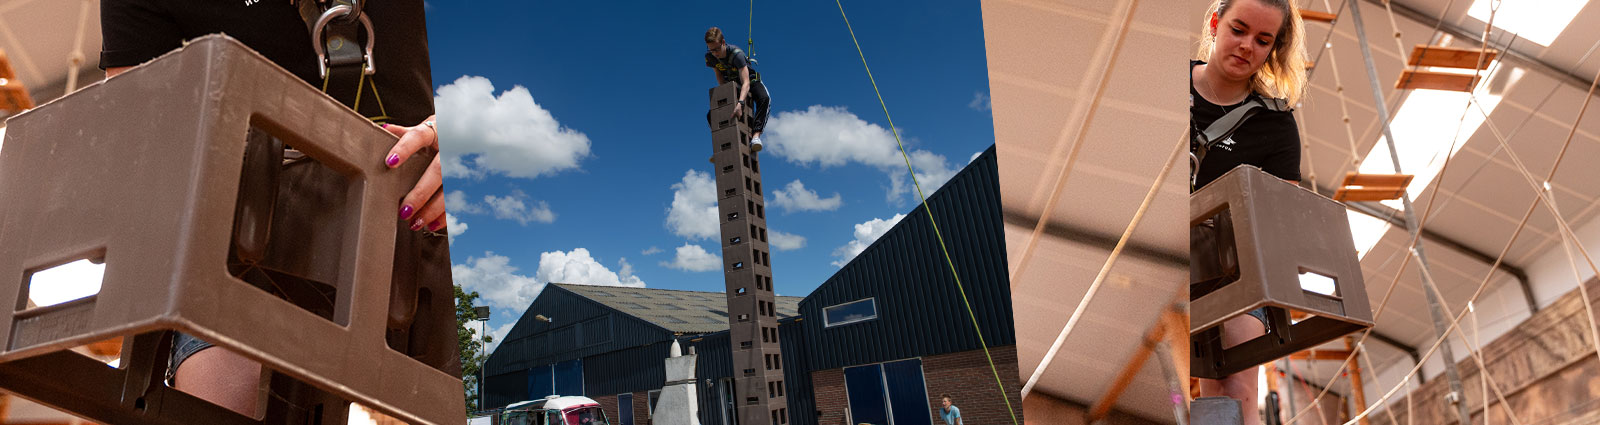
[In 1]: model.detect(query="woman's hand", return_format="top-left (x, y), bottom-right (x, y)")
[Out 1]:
top-left (382, 115), bottom-right (446, 233)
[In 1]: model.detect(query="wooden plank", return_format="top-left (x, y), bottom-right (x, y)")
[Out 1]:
top-left (1346, 337), bottom-right (1370, 425)
top-left (1396, 70), bottom-right (1477, 92)
top-left (1288, 350), bottom-right (1355, 362)
top-left (1336, 173), bottom-right (1413, 201)
top-left (0, 49), bottom-right (31, 112)
top-left (84, 337), bottom-right (123, 357)
top-left (1335, 187), bottom-right (1408, 202)
top-left (0, 84), bottom-right (32, 112)
top-left (1088, 306), bottom-right (1183, 422)
top-left (1301, 9), bottom-right (1337, 23)
top-left (1342, 172), bottom-right (1413, 188)
top-left (1367, 279), bottom-right (1600, 425)
top-left (1408, 45), bottom-right (1497, 70)
top-left (0, 49), bottom-right (17, 80)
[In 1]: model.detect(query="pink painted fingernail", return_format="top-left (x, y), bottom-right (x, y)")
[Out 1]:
top-left (386, 153), bottom-right (400, 167)
top-left (399, 205), bottom-right (414, 220)
top-left (410, 218), bottom-right (425, 231)
top-left (429, 219), bottom-right (444, 232)
top-left (381, 123), bottom-right (389, 128)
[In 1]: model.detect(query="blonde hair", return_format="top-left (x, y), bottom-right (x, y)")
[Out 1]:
top-left (1194, 0), bottom-right (1308, 105)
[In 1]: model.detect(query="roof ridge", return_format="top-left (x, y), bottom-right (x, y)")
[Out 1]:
top-left (552, 282), bottom-right (803, 300)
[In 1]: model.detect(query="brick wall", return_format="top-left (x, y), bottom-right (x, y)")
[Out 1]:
top-left (924, 345), bottom-right (1023, 425)
top-left (593, 392), bottom-right (654, 425)
top-left (813, 368), bottom-right (849, 425)
top-left (810, 346), bottom-right (1022, 425)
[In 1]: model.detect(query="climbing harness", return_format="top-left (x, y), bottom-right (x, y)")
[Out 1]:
top-left (296, 0), bottom-right (392, 123)
top-left (1189, 94), bottom-right (1289, 190)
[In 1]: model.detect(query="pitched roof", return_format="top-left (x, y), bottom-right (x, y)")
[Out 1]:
top-left (552, 283), bottom-right (801, 334)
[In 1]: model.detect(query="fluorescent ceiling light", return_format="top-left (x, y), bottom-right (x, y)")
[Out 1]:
top-left (1468, 0), bottom-right (1587, 47)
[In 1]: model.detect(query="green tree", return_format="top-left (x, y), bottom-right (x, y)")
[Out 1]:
top-left (456, 284), bottom-right (493, 414)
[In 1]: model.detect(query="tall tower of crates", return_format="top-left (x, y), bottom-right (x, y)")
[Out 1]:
top-left (706, 82), bottom-right (788, 425)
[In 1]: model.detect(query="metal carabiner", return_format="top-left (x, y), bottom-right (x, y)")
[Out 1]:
top-left (339, 0), bottom-right (364, 23)
top-left (311, 4), bottom-right (377, 78)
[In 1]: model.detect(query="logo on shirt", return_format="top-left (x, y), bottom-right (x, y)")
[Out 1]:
top-left (1215, 136), bottom-right (1237, 152)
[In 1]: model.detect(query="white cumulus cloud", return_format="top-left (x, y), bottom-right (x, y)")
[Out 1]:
top-left (453, 249), bottom-right (644, 321)
top-left (445, 213), bottom-right (467, 243)
top-left (768, 229), bottom-right (807, 251)
top-left (770, 180), bottom-right (842, 213)
top-left (534, 248), bottom-right (645, 288)
top-left (765, 105), bottom-right (960, 201)
top-left (451, 252), bottom-right (544, 314)
top-left (448, 189), bottom-right (554, 225)
top-left (831, 214), bottom-right (907, 267)
top-left (483, 321), bottom-right (516, 353)
top-left (968, 91), bottom-right (992, 111)
top-left (641, 246), bottom-right (663, 256)
top-left (665, 170), bottom-right (719, 240)
top-left (434, 75), bottom-right (591, 179)
top-left (446, 190), bottom-right (482, 214)
top-left (662, 243), bottom-right (721, 272)
top-left (484, 191), bottom-right (556, 225)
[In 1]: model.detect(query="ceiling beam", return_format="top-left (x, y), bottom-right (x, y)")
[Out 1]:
top-left (1365, 329), bottom-right (1426, 386)
top-left (1002, 210), bottom-right (1189, 267)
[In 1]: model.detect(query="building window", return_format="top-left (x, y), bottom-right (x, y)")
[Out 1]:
top-left (823, 298), bottom-right (878, 328)
top-left (648, 390), bottom-right (661, 418)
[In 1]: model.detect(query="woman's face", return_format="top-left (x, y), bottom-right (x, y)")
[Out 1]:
top-left (1209, 0), bottom-right (1284, 81)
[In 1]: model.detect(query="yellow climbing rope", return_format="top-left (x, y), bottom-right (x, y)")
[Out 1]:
top-left (832, 2), bottom-right (1018, 424)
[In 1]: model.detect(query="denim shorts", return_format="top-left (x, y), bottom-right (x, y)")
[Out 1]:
top-left (1245, 307), bottom-right (1269, 326)
top-left (167, 332), bottom-right (215, 383)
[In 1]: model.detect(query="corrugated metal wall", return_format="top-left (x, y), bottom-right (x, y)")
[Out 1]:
top-left (684, 332), bottom-right (729, 425)
top-left (779, 319), bottom-right (817, 425)
top-left (583, 340), bottom-right (674, 396)
top-left (483, 285), bottom-right (676, 407)
top-left (794, 145), bottom-right (1014, 372)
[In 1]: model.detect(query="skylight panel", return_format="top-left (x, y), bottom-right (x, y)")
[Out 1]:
top-left (1359, 63), bottom-right (1514, 210)
top-left (1468, 0), bottom-right (1587, 47)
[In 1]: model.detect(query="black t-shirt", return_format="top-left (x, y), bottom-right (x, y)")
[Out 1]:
top-left (100, 0), bottom-right (434, 126)
top-left (705, 44), bottom-right (761, 85)
top-left (1190, 60), bottom-right (1301, 190)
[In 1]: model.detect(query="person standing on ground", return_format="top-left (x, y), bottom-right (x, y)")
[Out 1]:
top-left (939, 394), bottom-right (962, 425)
top-left (704, 26), bottom-right (770, 152)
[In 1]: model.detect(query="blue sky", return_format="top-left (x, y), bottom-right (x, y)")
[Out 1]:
top-left (426, 0), bottom-right (995, 345)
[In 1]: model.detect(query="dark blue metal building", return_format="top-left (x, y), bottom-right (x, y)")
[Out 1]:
top-left (483, 145), bottom-right (1018, 425)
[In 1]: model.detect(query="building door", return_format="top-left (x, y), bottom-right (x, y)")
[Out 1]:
top-left (719, 378), bottom-right (739, 425)
top-left (529, 365), bottom-right (554, 400)
top-left (844, 364), bottom-right (890, 425)
top-left (843, 359), bottom-right (931, 425)
top-left (554, 359), bottom-right (584, 397)
top-left (883, 359), bottom-right (932, 425)
top-left (619, 393), bottom-right (635, 425)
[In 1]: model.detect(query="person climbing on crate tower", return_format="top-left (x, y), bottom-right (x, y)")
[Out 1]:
top-left (705, 26), bottom-right (769, 152)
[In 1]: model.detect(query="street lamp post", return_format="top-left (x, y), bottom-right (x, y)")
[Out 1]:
top-left (473, 306), bottom-right (490, 412)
